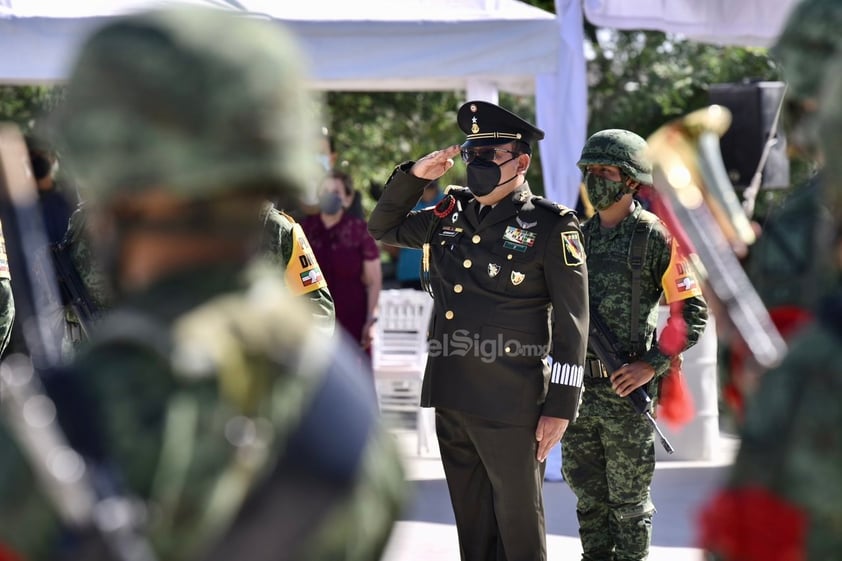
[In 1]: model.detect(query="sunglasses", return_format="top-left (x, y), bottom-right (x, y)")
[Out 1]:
top-left (460, 147), bottom-right (519, 164)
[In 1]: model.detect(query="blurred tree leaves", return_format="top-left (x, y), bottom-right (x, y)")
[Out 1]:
top-left (1, 2), bottom-right (787, 210)
top-left (0, 85), bottom-right (63, 134)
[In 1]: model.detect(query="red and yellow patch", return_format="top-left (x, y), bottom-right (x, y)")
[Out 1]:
top-left (661, 242), bottom-right (702, 302)
top-left (284, 223), bottom-right (327, 295)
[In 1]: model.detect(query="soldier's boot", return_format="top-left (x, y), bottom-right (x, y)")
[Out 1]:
top-left (610, 503), bottom-right (654, 561)
top-left (576, 506), bottom-right (616, 561)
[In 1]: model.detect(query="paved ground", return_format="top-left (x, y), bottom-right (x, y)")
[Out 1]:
top-left (381, 424), bottom-right (737, 561)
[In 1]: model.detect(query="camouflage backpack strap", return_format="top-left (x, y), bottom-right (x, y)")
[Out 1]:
top-left (91, 276), bottom-right (376, 560)
top-left (629, 213), bottom-right (655, 357)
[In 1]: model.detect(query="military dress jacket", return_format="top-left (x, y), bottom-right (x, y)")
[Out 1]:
top-left (368, 163), bottom-right (589, 426)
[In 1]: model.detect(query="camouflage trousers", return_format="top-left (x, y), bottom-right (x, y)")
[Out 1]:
top-left (561, 399), bottom-right (656, 561)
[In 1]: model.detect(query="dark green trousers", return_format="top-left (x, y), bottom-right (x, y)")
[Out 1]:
top-left (561, 401), bottom-right (656, 561)
top-left (436, 407), bottom-right (546, 561)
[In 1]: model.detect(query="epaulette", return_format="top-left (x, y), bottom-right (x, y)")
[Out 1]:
top-left (443, 185), bottom-right (473, 201)
top-left (530, 195), bottom-right (575, 217)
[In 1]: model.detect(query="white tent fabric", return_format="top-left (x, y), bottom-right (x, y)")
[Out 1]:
top-left (0, 0), bottom-right (587, 206)
top-left (536, 0), bottom-right (587, 212)
top-left (583, 0), bottom-right (800, 48)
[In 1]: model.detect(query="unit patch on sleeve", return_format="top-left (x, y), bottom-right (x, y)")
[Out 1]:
top-left (561, 231), bottom-right (585, 266)
top-left (285, 223), bottom-right (327, 295)
top-left (661, 241), bottom-right (703, 302)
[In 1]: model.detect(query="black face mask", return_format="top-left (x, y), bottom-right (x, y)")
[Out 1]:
top-left (466, 155), bottom-right (518, 197)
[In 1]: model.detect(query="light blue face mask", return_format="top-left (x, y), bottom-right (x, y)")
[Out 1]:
top-left (317, 154), bottom-right (331, 172)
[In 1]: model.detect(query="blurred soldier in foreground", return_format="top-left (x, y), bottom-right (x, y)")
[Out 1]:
top-left (699, 0), bottom-right (842, 558)
top-left (0, 7), bottom-right (403, 561)
top-left (727, 0), bottom-right (841, 418)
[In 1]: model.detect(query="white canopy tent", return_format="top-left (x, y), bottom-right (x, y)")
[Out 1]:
top-left (584, 0), bottom-right (800, 48)
top-left (0, 0), bottom-right (804, 207)
top-left (0, 0), bottom-right (587, 207)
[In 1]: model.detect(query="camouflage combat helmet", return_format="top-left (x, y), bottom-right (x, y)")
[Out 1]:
top-left (577, 129), bottom-right (653, 185)
top-left (56, 7), bottom-right (319, 205)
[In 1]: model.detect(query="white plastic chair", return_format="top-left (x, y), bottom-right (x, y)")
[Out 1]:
top-left (372, 288), bottom-right (436, 455)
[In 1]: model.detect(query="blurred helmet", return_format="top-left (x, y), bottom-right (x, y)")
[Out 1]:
top-left (577, 129), bottom-right (653, 185)
top-left (819, 57), bottom-right (842, 223)
top-left (773, 0), bottom-right (842, 105)
top-left (56, 7), bottom-right (319, 205)
top-left (772, 0), bottom-right (842, 154)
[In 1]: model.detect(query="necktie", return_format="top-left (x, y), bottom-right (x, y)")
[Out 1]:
top-left (478, 205), bottom-right (491, 222)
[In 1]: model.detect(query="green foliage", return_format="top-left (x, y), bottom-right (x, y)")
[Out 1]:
top-left (325, 91), bottom-right (541, 213)
top-left (583, 27), bottom-right (780, 138)
top-left (0, 86), bottom-right (63, 135)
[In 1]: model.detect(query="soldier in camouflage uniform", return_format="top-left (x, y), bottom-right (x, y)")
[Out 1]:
top-left (562, 130), bottom-right (708, 561)
top-left (698, 2), bottom-right (842, 559)
top-left (0, 7), bottom-right (404, 561)
top-left (0, 227), bottom-right (13, 356)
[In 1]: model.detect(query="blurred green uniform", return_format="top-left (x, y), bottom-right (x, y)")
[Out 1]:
top-left (61, 202), bottom-right (335, 350)
top-left (699, 1), bottom-right (842, 559)
top-left (0, 6), bottom-right (402, 561)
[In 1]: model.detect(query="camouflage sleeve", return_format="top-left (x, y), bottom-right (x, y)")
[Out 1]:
top-left (0, 278), bottom-right (14, 357)
top-left (641, 235), bottom-right (708, 376)
top-left (301, 427), bottom-right (406, 561)
top-left (262, 208), bottom-right (335, 335)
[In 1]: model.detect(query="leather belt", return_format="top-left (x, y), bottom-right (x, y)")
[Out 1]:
top-left (585, 358), bottom-right (611, 379)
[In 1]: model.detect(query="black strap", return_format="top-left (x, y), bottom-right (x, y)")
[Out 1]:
top-left (629, 216), bottom-right (652, 357)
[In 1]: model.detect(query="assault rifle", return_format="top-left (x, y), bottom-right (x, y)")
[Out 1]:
top-left (588, 307), bottom-right (675, 455)
top-left (51, 232), bottom-right (100, 338)
top-left (0, 123), bottom-right (156, 561)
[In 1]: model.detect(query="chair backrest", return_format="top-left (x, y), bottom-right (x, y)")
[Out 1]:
top-left (372, 288), bottom-right (434, 373)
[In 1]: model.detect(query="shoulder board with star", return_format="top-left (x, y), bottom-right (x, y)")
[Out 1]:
top-left (443, 185), bottom-right (473, 201)
top-left (530, 196), bottom-right (575, 218)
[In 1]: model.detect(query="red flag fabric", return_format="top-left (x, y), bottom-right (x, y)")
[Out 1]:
top-left (0, 544), bottom-right (24, 561)
top-left (657, 300), bottom-right (695, 428)
top-left (698, 486), bottom-right (807, 561)
top-left (658, 357), bottom-right (695, 428)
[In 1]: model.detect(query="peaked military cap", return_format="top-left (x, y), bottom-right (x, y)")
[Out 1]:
top-left (458, 100), bottom-right (544, 149)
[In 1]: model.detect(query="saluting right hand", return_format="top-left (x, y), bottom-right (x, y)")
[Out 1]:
top-left (409, 145), bottom-right (461, 181)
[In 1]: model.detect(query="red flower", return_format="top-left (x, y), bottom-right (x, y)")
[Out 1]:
top-left (698, 487), bottom-right (806, 561)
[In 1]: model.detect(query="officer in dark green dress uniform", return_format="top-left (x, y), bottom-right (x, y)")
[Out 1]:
top-left (369, 101), bottom-right (589, 561)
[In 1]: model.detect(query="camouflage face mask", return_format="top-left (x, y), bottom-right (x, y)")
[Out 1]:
top-left (585, 172), bottom-right (626, 211)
